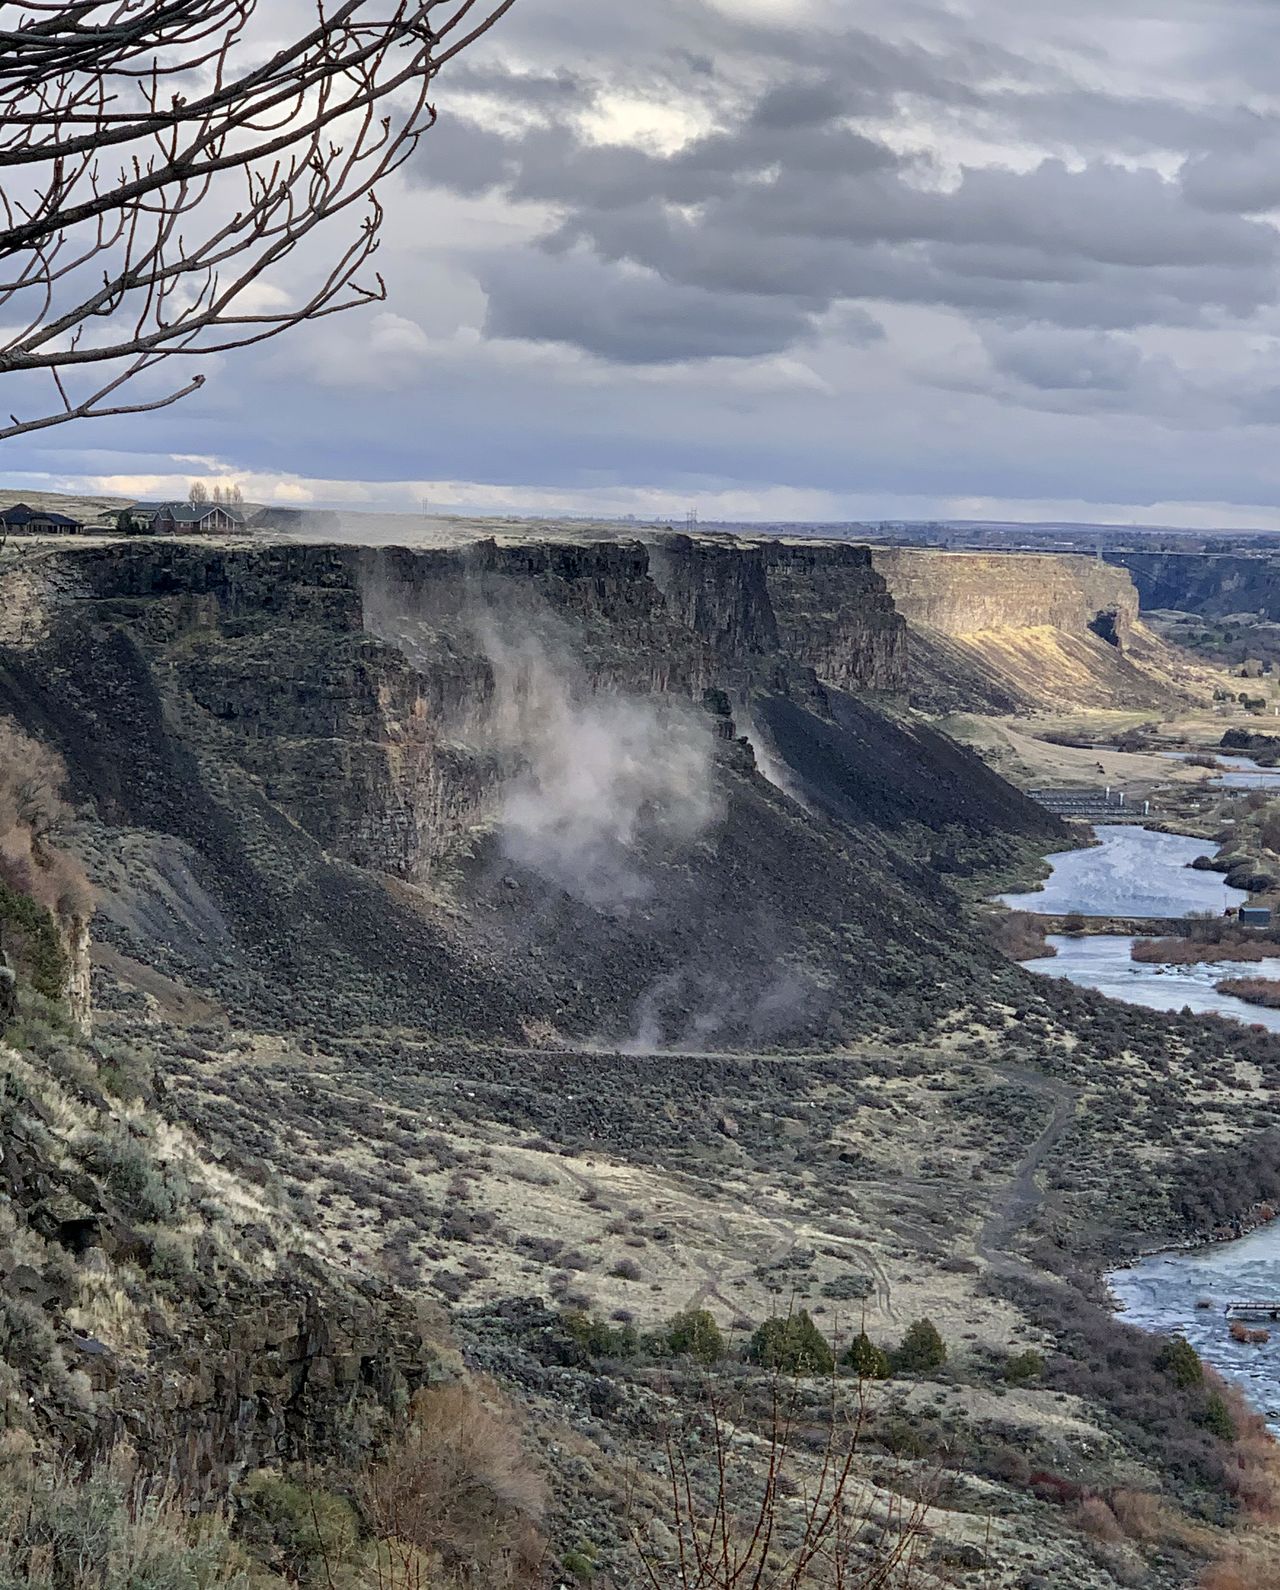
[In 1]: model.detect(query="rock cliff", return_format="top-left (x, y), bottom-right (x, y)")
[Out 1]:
top-left (0, 534), bottom-right (1055, 1050)
top-left (1106, 550), bottom-right (1280, 619)
top-left (872, 549), bottom-right (1137, 640)
top-left (870, 548), bottom-right (1183, 712)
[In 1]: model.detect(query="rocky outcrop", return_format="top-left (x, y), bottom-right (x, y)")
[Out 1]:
top-left (761, 542), bottom-right (906, 692)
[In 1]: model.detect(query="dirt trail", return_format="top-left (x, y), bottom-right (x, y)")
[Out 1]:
top-left (977, 1064), bottom-right (1078, 1273)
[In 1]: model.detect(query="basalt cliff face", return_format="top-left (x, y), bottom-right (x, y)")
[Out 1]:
top-left (872, 549), bottom-right (1138, 639)
top-left (0, 534), bottom-right (1050, 1050)
top-left (870, 547), bottom-right (1184, 712)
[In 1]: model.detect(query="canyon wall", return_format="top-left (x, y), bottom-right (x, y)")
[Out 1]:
top-left (1106, 551), bottom-right (1280, 619)
top-left (871, 549), bottom-right (1138, 640)
top-left (0, 533), bottom-right (1057, 1048)
top-left (22, 537), bottom-right (910, 886)
top-left (869, 548), bottom-right (1179, 713)
top-left (1, 540), bottom-right (1160, 914)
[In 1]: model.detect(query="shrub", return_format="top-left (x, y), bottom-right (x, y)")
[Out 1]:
top-left (0, 880), bottom-right (67, 1001)
top-left (361, 1383), bottom-right (546, 1589)
top-left (561, 1310), bottom-right (639, 1360)
top-left (746, 1311), bottom-right (834, 1376)
top-left (0, 1457), bottom-right (253, 1589)
top-left (239, 1471), bottom-right (360, 1583)
top-left (988, 911), bottom-right (1056, 962)
top-left (1155, 1336), bottom-right (1203, 1389)
top-left (1074, 1494), bottom-right (1124, 1544)
top-left (664, 1309), bottom-right (725, 1365)
top-left (83, 1131), bottom-right (190, 1225)
top-left (1199, 1391), bottom-right (1235, 1442)
top-left (1004, 1348), bottom-right (1044, 1384)
top-left (890, 1320), bottom-right (947, 1375)
top-left (842, 1332), bottom-right (891, 1381)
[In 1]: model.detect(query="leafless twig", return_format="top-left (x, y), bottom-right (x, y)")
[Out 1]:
top-left (0, 1), bottom-right (515, 440)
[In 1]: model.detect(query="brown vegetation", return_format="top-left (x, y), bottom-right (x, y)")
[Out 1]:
top-left (1133, 936), bottom-right (1280, 966)
top-left (1216, 978), bottom-right (1280, 1009)
top-left (987, 910), bottom-right (1056, 962)
top-left (632, 1378), bottom-right (935, 1589)
top-left (360, 1383), bottom-right (547, 1590)
top-left (0, 721), bottom-right (90, 922)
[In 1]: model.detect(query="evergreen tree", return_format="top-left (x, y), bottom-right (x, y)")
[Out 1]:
top-left (747, 1311), bottom-right (834, 1375)
top-left (842, 1331), bottom-right (891, 1380)
top-left (666, 1309), bottom-right (725, 1364)
top-left (890, 1319), bottom-right (947, 1375)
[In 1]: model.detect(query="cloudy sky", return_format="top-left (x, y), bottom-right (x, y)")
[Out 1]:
top-left (11, 0), bottom-right (1280, 526)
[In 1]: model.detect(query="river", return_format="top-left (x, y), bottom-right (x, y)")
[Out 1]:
top-left (1004, 820), bottom-right (1280, 1416)
top-left (1164, 751), bottom-right (1280, 790)
top-left (1023, 936), bottom-right (1280, 1031)
top-left (998, 824), bottom-right (1245, 918)
top-left (1110, 1236), bottom-right (1280, 1427)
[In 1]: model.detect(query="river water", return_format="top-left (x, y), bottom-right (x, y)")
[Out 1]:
top-left (1004, 820), bottom-right (1280, 1415)
top-left (998, 824), bottom-right (1245, 918)
top-left (1164, 751), bottom-right (1280, 790)
top-left (1023, 936), bottom-right (1280, 1031)
top-left (1110, 1238), bottom-right (1280, 1426)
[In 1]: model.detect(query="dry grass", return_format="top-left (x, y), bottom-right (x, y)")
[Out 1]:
top-left (1216, 977), bottom-right (1280, 1009)
top-left (0, 720), bottom-right (92, 922)
top-left (1196, 1385), bottom-right (1280, 1587)
top-left (360, 1382), bottom-right (547, 1590)
top-left (0, 1445), bottom-right (260, 1589)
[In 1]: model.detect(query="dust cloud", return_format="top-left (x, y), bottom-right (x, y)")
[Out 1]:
top-left (480, 625), bottom-right (720, 910)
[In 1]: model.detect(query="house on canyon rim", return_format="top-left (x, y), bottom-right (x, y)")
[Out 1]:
top-left (124, 500), bottom-right (248, 535)
top-left (0, 503), bottom-right (84, 535)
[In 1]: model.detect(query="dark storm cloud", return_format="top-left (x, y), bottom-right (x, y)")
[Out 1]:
top-left (479, 251), bottom-right (835, 362)
top-left (396, 0), bottom-right (1280, 369)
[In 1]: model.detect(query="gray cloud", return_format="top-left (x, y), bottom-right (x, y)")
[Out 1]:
top-left (1182, 140), bottom-right (1280, 215)
top-left (981, 326), bottom-right (1146, 392)
top-left (17, 0), bottom-right (1280, 525)
top-left (408, 38), bottom-right (1280, 367)
top-left (479, 250), bottom-right (840, 362)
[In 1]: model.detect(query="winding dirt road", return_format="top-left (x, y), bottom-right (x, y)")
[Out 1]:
top-left (977, 1063), bottom-right (1078, 1273)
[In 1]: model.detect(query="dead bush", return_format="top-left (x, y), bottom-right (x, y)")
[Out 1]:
top-left (1109, 1489), bottom-right (1171, 1544)
top-left (632, 1377), bottom-right (934, 1588)
top-left (0, 722), bottom-right (92, 925)
top-left (361, 1382), bottom-right (546, 1589)
top-left (987, 911), bottom-right (1055, 963)
top-left (1074, 1494), bottom-right (1124, 1545)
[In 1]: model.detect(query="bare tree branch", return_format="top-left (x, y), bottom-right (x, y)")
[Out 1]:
top-left (0, 1), bottom-right (514, 439)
